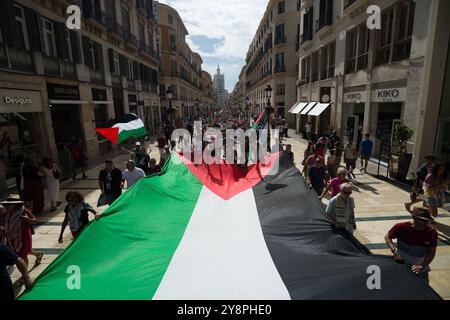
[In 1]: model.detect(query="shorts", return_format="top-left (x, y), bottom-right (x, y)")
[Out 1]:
top-left (426, 197), bottom-right (443, 207)
top-left (361, 154), bottom-right (371, 161)
top-left (345, 159), bottom-right (356, 169)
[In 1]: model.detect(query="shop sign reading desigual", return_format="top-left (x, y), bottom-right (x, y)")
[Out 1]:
top-left (0, 89), bottom-right (43, 113)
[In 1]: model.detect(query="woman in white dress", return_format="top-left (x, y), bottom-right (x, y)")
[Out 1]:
top-left (41, 158), bottom-right (62, 212)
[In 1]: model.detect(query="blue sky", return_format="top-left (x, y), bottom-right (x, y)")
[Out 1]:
top-left (159, 0), bottom-right (267, 91)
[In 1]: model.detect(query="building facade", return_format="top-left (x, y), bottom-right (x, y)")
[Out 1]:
top-left (244, 0), bottom-right (300, 124)
top-left (200, 70), bottom-right (217, 113)
top-left (293, 0), bottom-right (449, 177)
top-left (156, 2), bottom-right (206, 123)
top-left (0, 0), bottom-right (161, 193)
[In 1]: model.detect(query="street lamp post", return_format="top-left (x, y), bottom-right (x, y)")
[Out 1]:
top-left (195, 98), bottom-right (200, 120)
top-left (166, 86), bottom-right (174, 124)
top-left (265, 84), bottom-right (274, 152)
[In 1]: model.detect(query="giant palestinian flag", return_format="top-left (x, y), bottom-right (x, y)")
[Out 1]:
top-left (20, 153), bottom-right (441, 300)
top-left (96, 113), bottom-right (147, 145)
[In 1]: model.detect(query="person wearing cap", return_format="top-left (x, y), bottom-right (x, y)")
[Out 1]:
top-left (385, 207), bottom-right (438, 283)
top-left (0, 195), bottom-right (43, 269)
top-left (326, 183), bottom-right (356, 234)
top-left (320, 168), bottom-right (350, 200)
top-left (122, 160), bottom-right (146, 189)
top-left (404, 154), bottom-right (436, 212)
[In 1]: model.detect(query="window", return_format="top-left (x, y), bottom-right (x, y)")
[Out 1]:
top-left (345, 25), bottom-right (369, 73)
top-left (311, 51), bottom-right (319, 82)
top-left (375, 1), bottom-right (414, 65)
top-left (317, 0), bottom-right (333, 31)
top-left (169, 34), bottom-right (176, 50)
top-left (301, 7), bottom-right (313, 44)
top-left (42, 18), bottom-right (57, 57)
top-left (13, 4), bottom-right (29, 50)
top-left (89, 40), bottom-right (98, 70)
top-left (168, 14), bottom-right (173, 24)
top-left (139, 23), bottom-right (145, 43)
top-left (65, 30), bottom-right (74, 62)
top-left (275, 53), bottom-right (285, 72)
top-left (128, 59), bottom-right (134, 79)
top-left (393, 0), bottom-right (415, 61)
top-left (328, 42), bottom-right (335, 77)
top-left (344, 0), bottom-right (358, 10)
top-left (113, 52), bottom-right (120, 76)
top-left (305, 56), bottom-right (311, 83)
top-left (278, 1), bottom-right (285, 14)
top-left (375, 8), bottom-right (394, 65)
top-left (275, 24), bottom-right (285, 43)
top-left (276, 84), bottom-right (285, 96)
top-left (122, 8), bottom-right (131, 33)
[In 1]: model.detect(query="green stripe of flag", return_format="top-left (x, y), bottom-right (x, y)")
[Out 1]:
top-left (20, 155), bottom-right (203, 300)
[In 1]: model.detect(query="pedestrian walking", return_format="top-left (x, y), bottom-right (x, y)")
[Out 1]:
top-left (70, 138), bottom-right (88, 180)
top-left (284, 144), bottom-right (294, 163)
top-left (326, 183), bottom-right (356, 234)
top-left (359, 133), bottom-right (374, 173)
top-left (404, 154), bottom-right (436, 212)
top-left (308, 158), bottom-right (327, 196)
top-left (302, 148), bottom-right (323, 178)
top-left (0, 195), bottom-right (43, 269)
top-left (22, 158), bottom-right (45, 216)
top-left (58, 143), bottom-right (74, 180)
top-left (423, 163), bottom-right (449, 218)
top-left (148, 158), bottom-right (162, 175)
top-left (98, 159), bottom-right (123, 207)
top-left (327, 149), bottom-right (337, 179)
top-left (41, 158), bottom-right (62, 212)
top-left (305, 122), bottom-right (312, 141)
top-left (343, 137), bottom-right (357, 180)
top-left (122, 160), bottom-right (146, 189)
top-left (385, 207), bottom-right (438, 284)
top-left (58, 192), bottom-right (99, 243)
top-left (320, 168), bottom-right (350, 200)
top-left (0, 242), bottom-right (34, 300)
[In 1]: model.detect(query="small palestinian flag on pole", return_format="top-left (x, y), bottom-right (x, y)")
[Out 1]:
top-left (96, 113), bottom-right (147, 145)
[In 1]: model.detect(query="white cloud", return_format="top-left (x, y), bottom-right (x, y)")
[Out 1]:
top-left (159, 0), bottom-right (267, 89)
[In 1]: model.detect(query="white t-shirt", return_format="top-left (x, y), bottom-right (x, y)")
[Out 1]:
top-left (122, 168), bottom-right (146, 188)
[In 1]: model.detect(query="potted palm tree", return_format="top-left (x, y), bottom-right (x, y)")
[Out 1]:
top-left (393, 122), bottom-right (415, 181)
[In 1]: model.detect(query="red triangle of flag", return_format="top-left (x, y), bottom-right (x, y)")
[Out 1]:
top-left (96, 128), bottom-right (119, 145)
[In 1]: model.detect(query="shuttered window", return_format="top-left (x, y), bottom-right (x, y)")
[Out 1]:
top-left (42, 17), bottom-right (57, 57)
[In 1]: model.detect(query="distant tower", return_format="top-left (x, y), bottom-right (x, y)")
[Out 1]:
top-left (213, 64), bottom-right (226, 107)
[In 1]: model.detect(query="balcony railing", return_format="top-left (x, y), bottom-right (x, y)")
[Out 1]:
top-left (274, 36), bottom-right (286, 45)
top-left (83, 3), bottom-right (107, 26)
top-left (139, 41), bottom-right (160, 61)
top-left (0, 43), bottom-right (33, 73)
top-left (316, 11), bottom-right (333, 32)
top-left (274, 65), bottom-right (286, 73)
top-left (111, 75), bottom-right (122, 88)
top-left (127, 79), bottom-right (136, 90)
top-left (393, 38), bottom-right (412, 62)
top-left (90, 69), bottom-right (105, 85)
top-left (42, 55), bottom-right (60, 77)
top-left (300, 31), bottom-right (312, 45)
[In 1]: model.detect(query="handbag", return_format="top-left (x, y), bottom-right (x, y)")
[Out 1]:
top-left (53, 168), bottom-right (61, 180)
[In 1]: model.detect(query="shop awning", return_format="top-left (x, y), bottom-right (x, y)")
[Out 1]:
top-left (290, 102), bottom-right (309, 114)
top-left (92, 101), bottom-right (113, 105)
top-left (300, 102), bottom-right (318, 115)
top-left (308, 103), bottom-right (331, 116)
top-left (49, 100), bottom-right (88, 105)
top-left (288, 102), bottom-right (301, 113)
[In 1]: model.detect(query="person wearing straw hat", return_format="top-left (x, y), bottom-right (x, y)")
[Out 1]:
top-left (385, 207), bottom-right (438, 284)
top-left (0, 195), bottom-right (43, 270)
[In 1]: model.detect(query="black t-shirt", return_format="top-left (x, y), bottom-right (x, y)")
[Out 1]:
top-left (99, 168), bottom-right (123, 196)
top-left (0, 244), bottom-right (18, 300)
top-left (136, 154), bottom-right (150, 174)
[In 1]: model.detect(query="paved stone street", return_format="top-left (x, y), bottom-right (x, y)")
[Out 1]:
top-left (11, 131), bottom-right (450, 299)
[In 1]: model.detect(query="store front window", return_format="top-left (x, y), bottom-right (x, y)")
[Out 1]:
top-left (0, 112), bottom-right (41, 186)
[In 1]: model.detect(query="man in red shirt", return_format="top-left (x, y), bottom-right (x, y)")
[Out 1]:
top-left (385, 207), bottom-right (438, 284)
